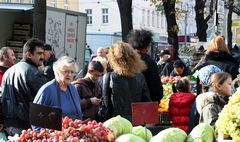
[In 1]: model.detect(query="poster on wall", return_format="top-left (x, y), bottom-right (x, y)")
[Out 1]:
top-left (65, 15), bottom-right (78, 60)
top-left (46, 10), bottom-right (65, 57)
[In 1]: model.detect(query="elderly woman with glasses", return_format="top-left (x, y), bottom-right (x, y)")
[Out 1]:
top-left (32, 56), bottom-right (82, 131)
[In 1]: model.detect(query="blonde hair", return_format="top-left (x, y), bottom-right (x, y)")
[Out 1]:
top-left (207, 36), bottom-right (229, 53)
top-left (107, 42), bottom-right (147, 77)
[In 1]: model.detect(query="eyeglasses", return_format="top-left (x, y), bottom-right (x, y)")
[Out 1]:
top-left (60, 70), bottom-right (76, 76)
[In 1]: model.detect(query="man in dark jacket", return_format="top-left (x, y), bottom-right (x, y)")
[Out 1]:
top-left (0, 47), bottom-right (16, 86)
top-left (127, 29), bottom-right (163, 103)
top-left (74, 61), bottom-right (104, 120)
top-left (170, 60), bottom-right (192, 77)
top-left (1, 38), bottom-right (47, 136)
top-left (157, 50), bottom-right (174, 76)
top-left (43, 44), bottom-right (58, 81)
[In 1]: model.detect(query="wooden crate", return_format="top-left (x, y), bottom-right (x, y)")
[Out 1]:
top-left (159, 113), bottom-right (172, 124)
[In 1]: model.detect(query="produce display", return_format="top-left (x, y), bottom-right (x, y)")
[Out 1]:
top-left (149, 123), bottom-right (214, 142)
top-left (115, 134), bottom-right (145, 142)
top-left (103, 115), bottom-right (132, 137)
top-left (158, 99), bottom-right (169, 113)
top-left (158, 76), bottom-right (180, 113)
top-left (215, 90), bottom-right (240, 141)
top-left (132, 126), bottom-right (152, 142)
top-left (103, 116), bottom-right (153, 142)
top-left (9, 116), bottom-right (115, 142)
top-left (160, 76), bottom-right (181, 83)
top-left (186, 123), bottom-right (214, 142)
top-left (149, 128), bottom-right (187, 142)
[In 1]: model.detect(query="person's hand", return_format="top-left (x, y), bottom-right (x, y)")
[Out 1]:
top-left (90, 97), bottom-right (101, 105)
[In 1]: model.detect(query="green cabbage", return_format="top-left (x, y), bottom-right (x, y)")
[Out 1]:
top-left (115, 134), bottom-right (146, 142)
top-left (186, 123), bottom-right (214, 142)
top-left (149, 128), bottom-right (187, 142)
top-left (103, 115), bottom-right (132, 137)
top-left (132, 126), bottom-right (152, 142)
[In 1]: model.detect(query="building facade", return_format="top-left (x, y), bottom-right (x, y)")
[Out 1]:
top-left (78, 0), bottom-right (169, 53)
top-left (0, 0), bottom-right (79, 11)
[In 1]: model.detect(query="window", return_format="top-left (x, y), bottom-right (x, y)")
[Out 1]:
top-left (18, 0), bottom-right (24, 3)
top-left (142, 9), bottom-right (145, 26)
top-left (102, 8), bottom-right (109, 24)
top-left (64, 0), bottom-right (68, 10)
top-left (86, 9), bottom-right (92, 25)
top-left (152, 11), bottom-right (155, 27)
top-left (157, 12), bottom-right (159, 28)
top-left (147, 10), bottom-right (150, 26)
top-left (29, 0), bottom-right (34, 4)
top-left (50, 0), bottom-right (56, 7)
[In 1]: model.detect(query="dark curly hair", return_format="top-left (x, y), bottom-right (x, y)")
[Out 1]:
top-left (127, 29), bottom-right (153, 50)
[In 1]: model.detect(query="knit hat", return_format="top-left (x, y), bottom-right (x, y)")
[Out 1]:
top-left (197, 65), bottom-right (223, 86)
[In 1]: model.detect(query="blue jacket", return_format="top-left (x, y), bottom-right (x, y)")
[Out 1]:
top-left (33, 80), bottom-right (82, 131)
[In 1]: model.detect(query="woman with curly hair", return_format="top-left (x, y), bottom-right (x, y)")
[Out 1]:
top-left (99, 42), bottom-right (152, 122)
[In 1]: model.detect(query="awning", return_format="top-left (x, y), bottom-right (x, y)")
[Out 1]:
top-left (0, 3), bottom-right (33, 11)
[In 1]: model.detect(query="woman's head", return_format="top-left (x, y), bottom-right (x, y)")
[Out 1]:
top-left (53, 56), bottom-right (78, 85)
top-left (172, 77), bottom-right (191, 93)
top-left (207, 36), bottom-right (229, 53)
top-left (127, 29), bottom-right (153, 50)
top-left (107, 42), bottom-right (147, 77)
top-left (209, 72), bottom-right (232, 96)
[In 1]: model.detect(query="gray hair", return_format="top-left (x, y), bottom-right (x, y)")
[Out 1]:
top-left (0, 47), bottom-right (10, 61)
top-left (53, 56), bottom-right (78, 77)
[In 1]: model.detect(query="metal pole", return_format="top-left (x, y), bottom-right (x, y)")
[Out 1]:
top-left (184, 4), bottom-right (188, 47)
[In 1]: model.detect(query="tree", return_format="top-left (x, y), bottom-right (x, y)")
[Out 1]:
top-left (227, 0), bottom-right (234, 50)
top-left (117, 0), bottom-right (133, 42)
top-left (33, 0), bottom-right (46, 42)
top-left (151, 0), bottom-right (179, 57)
top-left (195, 0), bottom-right (215, 42)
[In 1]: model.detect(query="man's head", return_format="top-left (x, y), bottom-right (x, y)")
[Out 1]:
top-left (173, 60), bottom-right (185, 76)
top-left (43, 44), bottom-right (53, 61)
top-left (23, 38), bottom-right (44, 67)
top-left (87, 61), bottom-right (104, 82)
top-left (127, 29), bottom-right (153, 50)
top-left (159, 50), bottom-right (170, 62)
top-left (97, 47), bottom-right (107, 58)
top-left (0, 47), bottom-right (16, 68)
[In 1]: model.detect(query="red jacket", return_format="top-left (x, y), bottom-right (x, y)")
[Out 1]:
top-left (169, 92), bottom-right (196, 133)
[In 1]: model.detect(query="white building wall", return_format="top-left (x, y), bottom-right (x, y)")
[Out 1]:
top-left (79, 0), bottom-right (168, 40)
top-left (176, 0), bottom-right (196, 36)
top-left (78, 0), bottom-right (121, 33)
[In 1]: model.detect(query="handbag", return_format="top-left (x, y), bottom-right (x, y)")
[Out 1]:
top-left (97, 72), bottom-right (113, 122)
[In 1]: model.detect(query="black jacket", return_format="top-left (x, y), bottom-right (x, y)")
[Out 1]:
top-left (44, 54), bottom-right (58, 81)
top-left (139, 52), bottom-right (163, 102)
top-left (161, 59), bottom-right (174, 76)
top-left (101, 72), bottom-right (151, 121)
top-left (196, 52), bottom-right (239, 79)
top-left (1, 60), bottom-right (47, 129)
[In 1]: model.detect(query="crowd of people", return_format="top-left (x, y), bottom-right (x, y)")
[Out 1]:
top-left (0, 29), bottom-right (238, 140)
